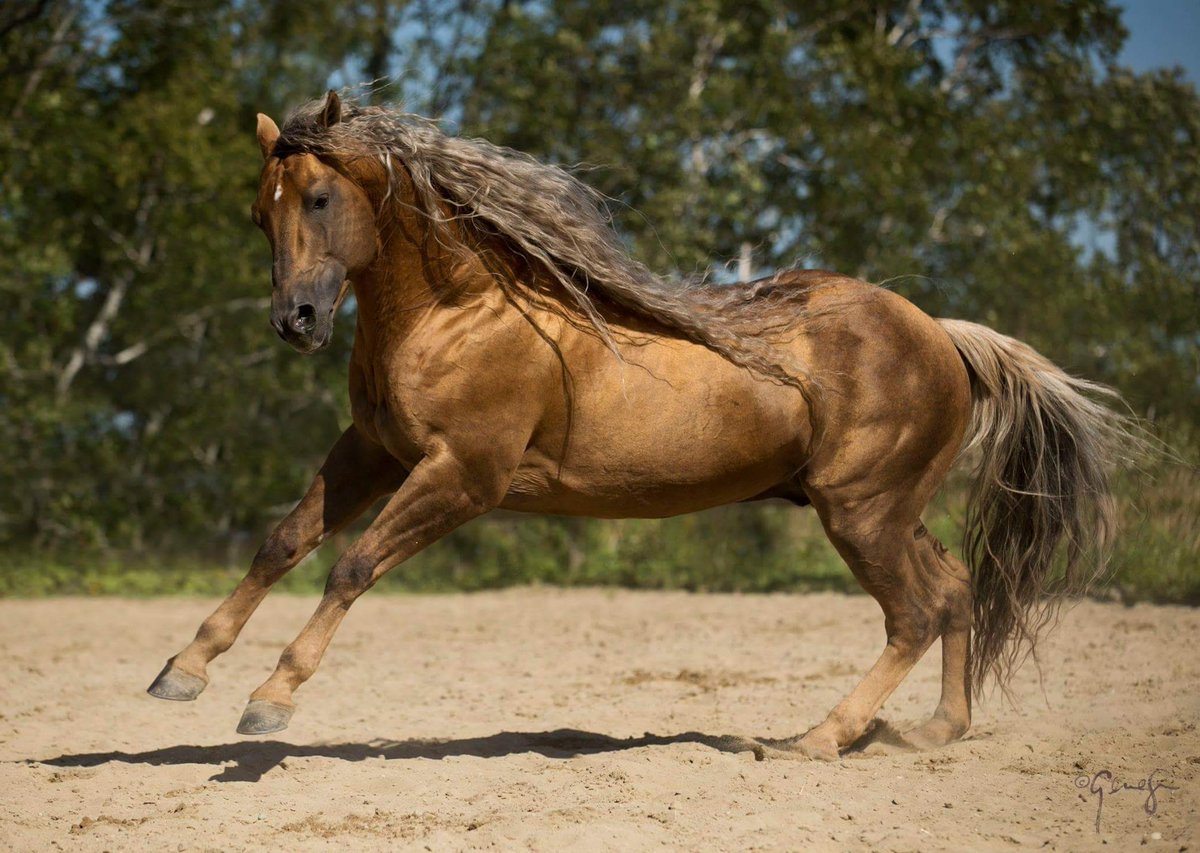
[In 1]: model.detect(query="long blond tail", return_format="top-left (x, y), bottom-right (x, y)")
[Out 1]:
top-left (938, 319), bottom-right (1141, 695)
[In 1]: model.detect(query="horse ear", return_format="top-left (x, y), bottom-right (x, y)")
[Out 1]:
top-left (256, 113), bottom-right (280, 160)
top-left (319, 90), bottom-right (342, 129)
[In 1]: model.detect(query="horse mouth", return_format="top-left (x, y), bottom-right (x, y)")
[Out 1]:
top-left (292, 336), bottom-right (331, 355)
top-left (284, 326), bottom-right (334, 354)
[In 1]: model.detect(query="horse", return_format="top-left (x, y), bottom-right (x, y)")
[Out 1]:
top-left (147, 90), bottom-right (1136, 759)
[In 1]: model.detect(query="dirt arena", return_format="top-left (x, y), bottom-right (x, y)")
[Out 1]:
top-left (0, 589), bottom-right (1196, 851)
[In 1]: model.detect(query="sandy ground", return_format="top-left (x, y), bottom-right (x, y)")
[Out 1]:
top-left (0, 589), bottom-right (1196, 852)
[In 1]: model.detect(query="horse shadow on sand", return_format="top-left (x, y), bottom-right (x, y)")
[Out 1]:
top-left (26, 720), bottom-right (919, 783)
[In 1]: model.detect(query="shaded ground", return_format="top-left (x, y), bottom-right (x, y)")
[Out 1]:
top-left (0, 589), bottom-right (1196, 851)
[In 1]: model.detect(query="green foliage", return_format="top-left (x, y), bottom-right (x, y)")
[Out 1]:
top-left (4, 459), bottom-right (1196, 601)
top-left (0, 1), bottom-right (1196, 601)
top-left (1106, 430), bottom-right (1200, 604)
top-left (460, 0), bottom-right (1198, 425)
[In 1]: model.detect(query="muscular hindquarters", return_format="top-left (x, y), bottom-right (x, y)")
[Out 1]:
top-left (800, 283), bottom-right (971, 520)
top-left (799, 284), bottom-right (972, 647)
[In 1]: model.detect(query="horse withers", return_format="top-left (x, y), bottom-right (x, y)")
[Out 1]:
top-left (147, 91), bottom-right (1136, 759)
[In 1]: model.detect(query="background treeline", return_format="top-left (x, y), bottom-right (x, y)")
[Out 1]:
top-left (1, 0), bottom-right (1196, 600)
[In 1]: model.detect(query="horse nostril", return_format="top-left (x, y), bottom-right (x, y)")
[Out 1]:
top-left (293, 303), bottom-right (317, 334)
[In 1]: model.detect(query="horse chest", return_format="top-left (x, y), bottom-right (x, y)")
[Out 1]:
top-left (349, 379), bottom-right (428, 471)
top-left (369, 400), bottom-right (428, 470)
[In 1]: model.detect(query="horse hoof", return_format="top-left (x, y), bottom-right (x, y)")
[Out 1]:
top-left (795, 731), bottom-right (840, 761)
top-left (903, 716), bottom-right (968, 750)
top-left (146, 662), bottom-right (208, 701)
top-left (237, 700), bottom-right (294, 735)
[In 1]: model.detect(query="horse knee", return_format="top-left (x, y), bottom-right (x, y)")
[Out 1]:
top-left (254, 521), bottom-right (315, 573)
top-left (323, 553), bottom-right (376, 603)
top-left (254, 533), bottom-right (298, 571)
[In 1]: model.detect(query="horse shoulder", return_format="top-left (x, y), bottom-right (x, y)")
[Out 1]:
top-left (366, 296), bottom-right (562, 470)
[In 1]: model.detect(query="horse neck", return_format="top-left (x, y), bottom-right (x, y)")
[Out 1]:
top-left (348, 199), bottom-right (510, 356)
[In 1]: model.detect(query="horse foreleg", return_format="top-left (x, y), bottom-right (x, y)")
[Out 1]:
top-left (147, 426), bottom-right (405, 702)
top-left (236, 449), bottom-right (505, 734)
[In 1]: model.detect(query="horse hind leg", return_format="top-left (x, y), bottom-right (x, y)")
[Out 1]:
top-left (769, 508), bottom-right (947, 760)
top-left (902, 529), bottom-right (972, 749)
top-left (777, 514), bottom-right (973, 760)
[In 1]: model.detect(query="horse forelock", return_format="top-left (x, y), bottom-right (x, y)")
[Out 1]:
top-left (274, 95), bottom-right (830, 397)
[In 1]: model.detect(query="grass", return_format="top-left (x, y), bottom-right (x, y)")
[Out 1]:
top-left (2, 456), bottom-right (1195, 603)
top-left (0, 505), bottom-right (854, 598)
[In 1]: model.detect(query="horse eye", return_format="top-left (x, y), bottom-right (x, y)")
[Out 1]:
top-left (312, 194), bottom-right (329, 211)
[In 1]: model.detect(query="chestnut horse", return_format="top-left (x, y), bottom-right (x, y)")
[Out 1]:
top-left (148, 91), bottom-right (1134, 758)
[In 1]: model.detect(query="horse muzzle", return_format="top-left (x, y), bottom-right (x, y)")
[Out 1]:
top-left (270, 267), bottom-right (347, 354)
top-left (271, 303), bottom-right (329, 350)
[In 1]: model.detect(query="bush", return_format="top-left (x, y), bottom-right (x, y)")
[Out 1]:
top-left (3, 444), bottom-right (1195, 603)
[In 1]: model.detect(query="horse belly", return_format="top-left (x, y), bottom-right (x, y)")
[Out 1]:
top-left (502, 369), bottom-right (809, 518)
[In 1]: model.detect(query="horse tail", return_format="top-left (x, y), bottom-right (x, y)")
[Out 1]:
top-left (937, 319), bottom-right (1140, 696)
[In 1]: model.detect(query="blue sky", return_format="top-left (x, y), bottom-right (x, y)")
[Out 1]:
top-left (1119, 1), bottom-right (1200, 81)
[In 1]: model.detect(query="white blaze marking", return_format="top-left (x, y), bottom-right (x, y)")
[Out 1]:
top-left (273, 180), bottom-right (283, 202)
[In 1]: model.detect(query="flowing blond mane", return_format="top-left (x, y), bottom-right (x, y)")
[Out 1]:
top-left (274, 95), bottom-right (831, 393)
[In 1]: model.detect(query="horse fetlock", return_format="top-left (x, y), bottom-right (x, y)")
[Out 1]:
top-left (274, 646), bottom-right (323, 687)
top-left (193, 618), bottom-right (240, 656)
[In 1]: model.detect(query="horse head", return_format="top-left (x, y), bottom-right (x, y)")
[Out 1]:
top-left (251, 92), bottom-right (376, 353)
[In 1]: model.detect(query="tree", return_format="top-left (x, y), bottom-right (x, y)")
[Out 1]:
top-left (456, 0), bottom-right (1198, 422)
top-left (1, 1), bottom-right (1195, 598)
top-left (0, 1), bottom-right (369, 548)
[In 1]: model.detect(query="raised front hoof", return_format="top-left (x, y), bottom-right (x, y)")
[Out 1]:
top-left (237, 700), bottom-right (294, 735)
top-left (146, 662), bottom-right (208, 702)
